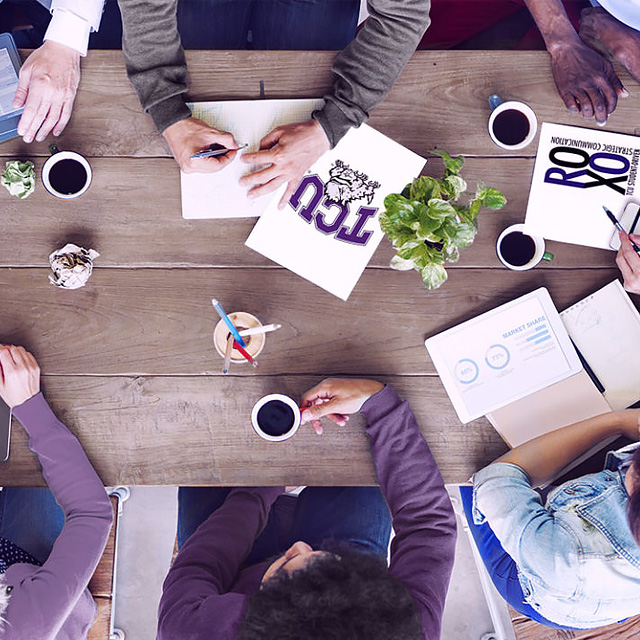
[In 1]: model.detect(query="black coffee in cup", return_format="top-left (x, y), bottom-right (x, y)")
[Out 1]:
top-left (256, 399), bottom-right (296, 437)
top-left (491, 109), bottom-right (530, 147)
top-left (499, 231), bottom-right (536, 267)
top-left (48, 158), bottom-right (88, 196)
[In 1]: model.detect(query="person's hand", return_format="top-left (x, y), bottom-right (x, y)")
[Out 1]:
top-left (0, 346), bottom-right (40, 408)
top-left (162, 117), bottom-right (239, 174)
top-left (14, 41), bottom-right (81, 143)
top-left (240, 119), bottom-right (330, 209)
top-left (616, 230), bottom-right (640, 294)
top-left (300, 378), bottom-right (384, 436)
top-left (549, 39), bottom-right (626, 125)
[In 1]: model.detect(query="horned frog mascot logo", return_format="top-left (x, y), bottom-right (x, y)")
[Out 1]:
top-left (324, 160), bottom-right (380, 205)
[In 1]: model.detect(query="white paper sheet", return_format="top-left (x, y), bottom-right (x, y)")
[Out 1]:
top-left (561, 280), bottom-right (640, 410)
top-left (245, 124), bottom-right (426, 301)
top-left (425, 288), bottom-right (582, 423)
top-left (181, 99), bottom-right (324, 219)
top-left (524, 123), bottom-right (640, 250)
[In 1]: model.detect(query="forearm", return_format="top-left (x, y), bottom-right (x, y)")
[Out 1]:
top-left (496, 410), bottom-right (629, 486)
top-left (523, 0), bottom-right (582, 52)
top-left (118, 0), bottom-right (191, 133)
top-left (315, 0), bottom-right (430, 147)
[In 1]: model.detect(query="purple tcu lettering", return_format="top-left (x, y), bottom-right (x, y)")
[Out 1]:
top-left (290, 175), bottom-right (324, 222)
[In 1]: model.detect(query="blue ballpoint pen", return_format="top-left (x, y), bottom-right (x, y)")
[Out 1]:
top-left (211, 298), bottom-right (247, 348)
top-left (191, 143), bottom-right (248, 160)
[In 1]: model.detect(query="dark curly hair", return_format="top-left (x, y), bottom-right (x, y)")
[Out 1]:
top-left (627, 447), bottom-right (640, 544)
top-left (237, 545), bottom-right (423, 640)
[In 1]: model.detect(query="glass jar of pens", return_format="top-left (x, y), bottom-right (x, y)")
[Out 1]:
top-left (211, 298), bottom-right (281, 374)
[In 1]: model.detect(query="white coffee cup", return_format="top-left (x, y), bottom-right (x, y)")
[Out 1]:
top-left (496, 223), bottom-right (552, 271)
top-left (488, 95), bottom-right (538, 151)
top-left (42, 145), bottom-right (92, 199)
top-left (251, 393), bottom-right (301, 442)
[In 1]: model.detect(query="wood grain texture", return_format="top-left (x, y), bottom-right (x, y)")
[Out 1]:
top-left (87, 597), bottom-right (112, 640)
top-left (88, 495), bottom-right (119, 598)
top-left (0, 156), bottom-right (616, 269)
top-left (0, 267), bottom-right (621, 375)
top-left (2, 51), bottom-right (638, 159)
top-left (0, 375), bottom-right (507, 486)
top-left (510, 607), bottom-right (640, 639)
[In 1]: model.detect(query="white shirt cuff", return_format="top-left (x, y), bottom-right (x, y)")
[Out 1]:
top-left (44, 9), bottom-right (91, 57)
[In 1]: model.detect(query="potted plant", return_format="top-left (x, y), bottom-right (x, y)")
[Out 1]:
top-left (380, 150), bottom-right (506, 289)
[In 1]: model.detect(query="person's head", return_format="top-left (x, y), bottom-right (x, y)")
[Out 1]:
top-left (237, 541), bottom-right (422, 640)
top-left (627, 447), bottom-right (640, 544)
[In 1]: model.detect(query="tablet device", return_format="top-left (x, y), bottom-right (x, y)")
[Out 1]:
top-left (0, 32), bottom-right (23, 144)
top-left (0, 397), bottom-right (11, 463)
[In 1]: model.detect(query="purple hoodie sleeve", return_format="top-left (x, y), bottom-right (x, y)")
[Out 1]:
top-left (5, 392), bottom-right (113, 640)
top-left (157, 487), bottom-right (283, 640)
top-left (360, 385), bottom-right (456, 640)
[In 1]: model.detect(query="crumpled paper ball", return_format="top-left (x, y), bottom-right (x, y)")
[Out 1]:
top-left (49, 243), bottom-right (100, 290)
top-left (1, 160), bottom-right (36, 199)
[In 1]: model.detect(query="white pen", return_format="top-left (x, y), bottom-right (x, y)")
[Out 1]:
top-left (239, 323), bottom-right (282, 337)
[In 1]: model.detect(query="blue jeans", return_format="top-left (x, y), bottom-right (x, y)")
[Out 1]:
top-left (178, 486), bottom-right (392, 565)
top-left (177, 0), bottom-right (359, 50)
top-left (460, 486), bottom-right (574, 630)
top-left (0, 487), bottom-right (64, 564)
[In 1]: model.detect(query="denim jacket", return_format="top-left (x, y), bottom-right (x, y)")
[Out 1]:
top-left (473, 443), bottom-right (640, 629)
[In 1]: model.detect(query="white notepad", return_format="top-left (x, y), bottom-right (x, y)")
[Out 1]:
top-left (181, 99), bottom-right (324, 219)
top-left (560, 280), bottom-right (640, 410)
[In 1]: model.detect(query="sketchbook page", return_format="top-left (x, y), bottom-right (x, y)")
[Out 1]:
top-left (523, 123), bottom-right (640, 250)
top-left (245, 124), bottom-right (426, 301)
top-left (486, 370), bottom-right (612, 448)
top-left (560, 279), bottom-right (640, 410)
top-left (425, 288), bottom-right (583, 424)
top-left (181, 99), bottom-right (324, 219)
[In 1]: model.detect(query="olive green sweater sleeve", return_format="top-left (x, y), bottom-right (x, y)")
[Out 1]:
top-left (117, 0), bottom-right (430, 142)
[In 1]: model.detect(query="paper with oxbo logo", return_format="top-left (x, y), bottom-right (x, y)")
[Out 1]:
top-left (245, 125), bottom-right (426, 301)
top-left (524, 122), bottom-right (640, 250)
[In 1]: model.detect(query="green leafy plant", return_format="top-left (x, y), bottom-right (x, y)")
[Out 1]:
top-left (380, 150), bottom-right (506, 290)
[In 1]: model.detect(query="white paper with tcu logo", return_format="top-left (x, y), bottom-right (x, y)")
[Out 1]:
top-left (523, 122), bottom-right (640, 250)
top-left (245, 124), bottom-right (426, 301)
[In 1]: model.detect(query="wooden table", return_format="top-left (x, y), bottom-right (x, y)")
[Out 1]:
top-left (0, 50), bottom-right (635, 486)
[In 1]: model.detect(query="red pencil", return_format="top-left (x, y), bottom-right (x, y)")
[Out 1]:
top-left (233, 341), bottom-right (259, 368)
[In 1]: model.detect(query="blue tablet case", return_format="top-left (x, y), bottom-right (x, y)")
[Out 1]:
top-left (0, 33), bottom-right (23, 143)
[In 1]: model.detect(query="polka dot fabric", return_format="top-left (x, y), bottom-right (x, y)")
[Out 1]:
top-left (0, 537), bottom-right (40, 574)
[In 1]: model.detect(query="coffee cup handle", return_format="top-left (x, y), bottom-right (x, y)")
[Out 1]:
top-left (48, 143), bottom-right (60, 155)
top-left (488, 94), bottom-right (503, 111)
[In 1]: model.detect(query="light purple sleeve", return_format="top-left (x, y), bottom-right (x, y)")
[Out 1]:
top-left (361, 385), bottom-right (457, 640)
top-left (5, 393), bottom-right (113, 640)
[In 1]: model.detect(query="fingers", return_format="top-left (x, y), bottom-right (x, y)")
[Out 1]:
top-left (12, 65), bottom-right (31, 109)
top-left (617, 231), bottom-right (640, 293)
top-left (278, 180), bottom-right (298, 210)
top-left (560, 90), bottom-right (580, 114)
top-left (241, 147), bottom-right (277, 166)
top-left (53, 98), bottom-right (74, 137)
top-left (247, 176), bottom-right (287, 200)
top-left (186, 149), bottom-right (237, 174)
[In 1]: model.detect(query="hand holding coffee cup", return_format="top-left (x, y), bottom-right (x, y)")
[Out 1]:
top-left (42, 144), bottom-right (92, 199)
top-left (496, 223), bottom-right (553, 271)
top-left (488, 95), bottom-right (538, 151)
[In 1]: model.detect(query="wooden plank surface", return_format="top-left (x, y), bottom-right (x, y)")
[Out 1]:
top-left (0, 156), bottom-right (617, 269)
top-left (0, 375), bottom-right (507, 486)
top-left (510, 607), bottom-right (640, 640)
top-left (1, 51), bottom-right (638, 160)
top-left (0, 267), bottom-right (620, 376)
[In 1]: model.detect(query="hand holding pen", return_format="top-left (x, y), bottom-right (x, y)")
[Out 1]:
top-left (616, 230), bottom-right (640, 295)
top-left (191, 143), bottom-right (248, 160)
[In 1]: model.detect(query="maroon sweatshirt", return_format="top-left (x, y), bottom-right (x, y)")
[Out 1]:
top-left (157, 385), bottom-right (457, 640)
top-left (2, 393), bottom-right (113, 640)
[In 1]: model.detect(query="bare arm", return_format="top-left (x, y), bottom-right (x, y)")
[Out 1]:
top-left (496, 409), bottom-right (639, 486)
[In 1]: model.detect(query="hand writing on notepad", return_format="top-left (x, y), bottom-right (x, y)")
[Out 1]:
top-left (163, 117), bottom-right (239, 174)
top-left (616, 230), bottom-right (640, 295)
top-left (240, 119), bottom-right (330, 209)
